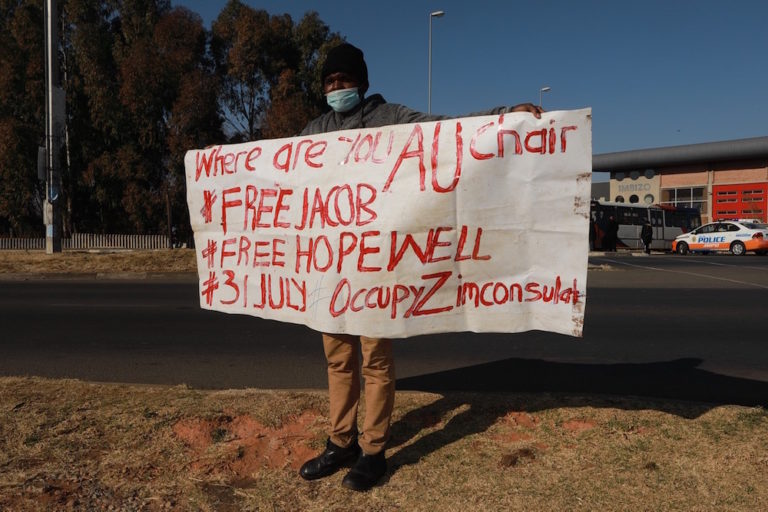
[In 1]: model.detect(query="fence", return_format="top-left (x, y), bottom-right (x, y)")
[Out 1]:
top-left (0, 233), bottom-right (172, 251)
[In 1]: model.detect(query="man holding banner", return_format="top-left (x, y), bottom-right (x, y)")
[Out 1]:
top-left (296, 42), bottom-right (545, 492)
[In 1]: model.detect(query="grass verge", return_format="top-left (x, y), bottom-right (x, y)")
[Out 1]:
top-left (2, 377), bottom-right (767, 511)
top-left (0, 249), bottom-right (197, 274)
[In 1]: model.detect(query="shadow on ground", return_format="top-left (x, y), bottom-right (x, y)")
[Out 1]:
top-left (397, 356), bottom-right (768, 409)
top-left (387, 357), bottom-right (768, 474)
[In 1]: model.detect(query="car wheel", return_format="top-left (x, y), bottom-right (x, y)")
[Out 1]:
top-left (676, 242), bottom-right (689, 255)
top-left (730, 241), bottom-right (746, 256)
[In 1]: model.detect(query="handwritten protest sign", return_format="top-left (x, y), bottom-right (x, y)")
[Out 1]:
top-left (185, 108), bottom-right (592, 338)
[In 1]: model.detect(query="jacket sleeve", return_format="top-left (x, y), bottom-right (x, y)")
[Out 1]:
top-left (392, 104), bottom-right (452, 124)
top-left (393, 104), bottom-right (512, 125)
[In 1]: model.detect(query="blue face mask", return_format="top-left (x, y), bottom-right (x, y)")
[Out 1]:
top-left (326, 87), bottom-right (361, 113)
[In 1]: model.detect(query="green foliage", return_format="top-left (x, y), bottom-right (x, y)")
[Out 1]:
top-left (0, 0), bottom-right (339, 237)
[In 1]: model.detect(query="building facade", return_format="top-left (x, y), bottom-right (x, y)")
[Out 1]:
top-left (593, 137), bottom-right (768, 224)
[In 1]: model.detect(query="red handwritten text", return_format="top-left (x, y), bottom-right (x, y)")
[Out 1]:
top-left (329, 271), bottom-right (454, 319)
top-left (195, 146), bottom-right (263, 181)
top-left (456, 276), bottom-right (581, 307)
top-left (382, 118), bottom-right (579, 192)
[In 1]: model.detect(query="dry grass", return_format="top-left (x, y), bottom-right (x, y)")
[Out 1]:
top-left (1, 377), bottom-right (767, 511)
top-left (0, 249), bottom-right (197, 274)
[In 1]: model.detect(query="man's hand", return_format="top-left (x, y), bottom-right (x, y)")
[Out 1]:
top-left (510, 103), bottom-right (544, 119)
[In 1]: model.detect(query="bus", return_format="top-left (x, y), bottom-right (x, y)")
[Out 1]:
top-left (590, 200), bottom-right (701, 252)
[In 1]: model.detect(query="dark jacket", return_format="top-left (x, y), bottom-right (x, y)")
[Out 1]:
top-left (300, 94), bottom-right (512, 135)
top-left (641, 223), bottom-right (653, 244)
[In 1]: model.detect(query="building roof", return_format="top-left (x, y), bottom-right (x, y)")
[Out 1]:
top-left (593, 136), bottom-right (768, 172)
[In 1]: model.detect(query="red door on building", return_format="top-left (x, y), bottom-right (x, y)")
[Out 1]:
top-left (712, 183), bottom-right (768, 222)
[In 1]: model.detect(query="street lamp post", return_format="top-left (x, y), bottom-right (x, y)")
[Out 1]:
top-left (428, 10), bottom-right (445, 114)
top-left (539, 86), bottom-right (551, 108)
top-left (44, 0), bottom-right (63, 254)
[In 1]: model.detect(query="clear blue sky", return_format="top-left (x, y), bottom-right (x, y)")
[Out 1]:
top-left (173, 0), bottom-right (767, 156)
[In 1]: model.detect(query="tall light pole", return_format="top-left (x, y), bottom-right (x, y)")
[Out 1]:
top-left (44, 0), bottom-right (64, 253)
top-left (428, 10), bottom-right (445, 114)
top-left (539, 86), bottom-right (551, 108)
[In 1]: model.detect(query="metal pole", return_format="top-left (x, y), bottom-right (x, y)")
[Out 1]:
top-left (428, 14), bottom-right (433, 114)
top-left (539, 86), bottom-right (551, 108)
top-left (44, 0), bottom-right (62, 253)
top-left (428, 11), bottom-right (444, 114)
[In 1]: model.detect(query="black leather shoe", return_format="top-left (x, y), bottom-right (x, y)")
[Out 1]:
top-left (299, 438), bottom-right (361, 481)
top-left (341, 451), bottom-right (387, 491)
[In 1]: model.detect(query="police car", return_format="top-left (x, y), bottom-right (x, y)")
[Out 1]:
top-left (672, 220), bottom-right (768, 255)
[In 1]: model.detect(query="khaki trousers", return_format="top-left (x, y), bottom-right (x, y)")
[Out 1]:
top-left (322, 333), bottom-right (395, 455)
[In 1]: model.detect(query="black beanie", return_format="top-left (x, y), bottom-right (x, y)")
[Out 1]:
top-left (321, 43), bottom-right (369, 94)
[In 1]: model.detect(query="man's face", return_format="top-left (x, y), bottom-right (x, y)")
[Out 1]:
top-left (323, 72), bottom-right (359, 94)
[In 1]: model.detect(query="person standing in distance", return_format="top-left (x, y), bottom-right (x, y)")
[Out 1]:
top-left (297, 42), bottom-right (544, 492)
top-left (641, 221), bottom-right (653, 254)
top-left (606, 215), bottom-right (619, 251)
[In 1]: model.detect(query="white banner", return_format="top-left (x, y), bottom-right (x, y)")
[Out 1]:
top-left (185, 108), bottom-right (592, 338)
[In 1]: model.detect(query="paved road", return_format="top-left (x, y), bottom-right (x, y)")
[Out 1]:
top-left (1, 253), bottom-right (767, 405)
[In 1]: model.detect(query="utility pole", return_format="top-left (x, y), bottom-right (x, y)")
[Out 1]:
top-left (44, 0), bottom-right (64, 253)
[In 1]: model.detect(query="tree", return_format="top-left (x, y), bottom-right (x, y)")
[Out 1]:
top-left (62, 0), bottom-right (127, 233)
top-left (212, 1), bottom-right (272, 141)
top-left (0, 0), bottom-right (45, 236)
top-left (62, 1), bottom-right (221, 235)
top-left (211, 2), bottom-right (339, 141)
top-left (159, 9), bottom-right (223, 241)
top-left (0, 0), bottom-right (340, 238)
top-left (261, 12), bottom-right (342, 138)
top-left (114, 5), bottom-right (217, 233)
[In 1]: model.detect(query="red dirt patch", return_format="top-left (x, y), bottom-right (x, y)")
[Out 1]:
top-left (492, 412), bottom-right (541, 444)
top-left (173, 410), bottom-right (322, 480)
top-left (502, 412), bottom-right (539, 429)
top-left (562, 419), bottom-right (596, 433)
